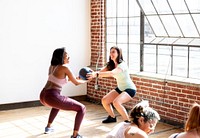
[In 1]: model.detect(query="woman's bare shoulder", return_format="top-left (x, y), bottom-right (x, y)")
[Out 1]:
top-left (60, 65), bottom-right (71, 72)
top-left (125, 126), bottom-right (148, 138)
top-left (168, 131), bottom-right (199, 138)
top-left (168, 133), bottom-right (179, 138)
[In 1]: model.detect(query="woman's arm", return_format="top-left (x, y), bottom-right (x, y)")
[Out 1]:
top-left (88, 66), bottom-right (122, 79)
top-left (64, 66), bottom-right (87, 85)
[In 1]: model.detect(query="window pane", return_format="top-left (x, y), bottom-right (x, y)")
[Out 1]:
top-left (129, 17), bottom-right (140, 44)
top-left (144, 45), bottom-right (156, 73)
top-left (107, 34), bottom-right (116, 43)
top-left (174, 38), bottom-right (194, 45)
top-left (144, 19), bottom-right (155, 41)
top-left (159, 38), bottom-right (178, 44)
top-left (117, 0), bottom-right (128, 17)
top-left (173, 47), bottom-right (188, 77)
top-left (185, 0), bottom-right (200, 13)
top-left (158, 46), bottom-right (171, 75)
top-left (189, 47), bottom-right (200, 79)
top-left (129, 44), bottom-right (140, 71)
top-left (118, 43), bottom-right (128, 62)
top-left (189, 38), bottom-right (200, 46)
top-left (168, 0), bottom-right (188, 13)
top-left (176, 14), bottom-right (199, 37)
top-left (137, 0), bottom-right (156, 15)
top-left (192, 14), bottom-right (200, 35)
top-left (106, 18), bottom-right (116, 43)
top-left (129, 0), bottom-right (140, 17)
top-left (117, 18), bottom-right (128, 43)
top-left (106, 0), bottom-right (116, 17)
top-left (160, 15), bottom-right (183, 37)
top-left (146, 16), bottom-right (167, 36)
top-left (152, 0), bottom-right (172, 14)
top-left (148, 37), bottom-right (164, 43)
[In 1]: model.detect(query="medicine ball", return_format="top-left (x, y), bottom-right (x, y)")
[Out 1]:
top-left (79, 67), bottom-right (92, 80)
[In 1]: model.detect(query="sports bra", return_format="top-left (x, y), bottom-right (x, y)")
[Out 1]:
top-left (173, 133), bottom-right (179, 138)
top-left (48, 66), bottom-right (67, 87)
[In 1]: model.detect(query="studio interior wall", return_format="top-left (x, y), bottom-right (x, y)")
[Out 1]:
top-left (0, 0), bottom-right (90, 104)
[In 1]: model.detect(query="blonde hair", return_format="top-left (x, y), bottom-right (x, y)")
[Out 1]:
top-left (185, 103), bottom-right (200, 131)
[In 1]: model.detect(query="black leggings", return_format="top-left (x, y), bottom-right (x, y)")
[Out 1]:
top-left (40, 88), bottom-right (86, 131)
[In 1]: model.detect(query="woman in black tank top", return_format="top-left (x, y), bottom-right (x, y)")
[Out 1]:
top-left (168, 103), bottom-right (200, 138)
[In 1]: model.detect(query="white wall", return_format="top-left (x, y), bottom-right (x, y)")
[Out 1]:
top-left (0, 0), bottom-right (91, 104)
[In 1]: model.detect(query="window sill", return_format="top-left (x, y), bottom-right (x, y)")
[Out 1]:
top-left (130, 71), bottom-right (200, 85)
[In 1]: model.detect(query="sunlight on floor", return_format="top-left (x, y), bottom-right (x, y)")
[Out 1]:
top-left (0, 101), bottom-right (182, 138)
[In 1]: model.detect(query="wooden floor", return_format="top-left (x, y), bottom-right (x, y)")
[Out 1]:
top-left (0, 101), bottom-right (183, 138)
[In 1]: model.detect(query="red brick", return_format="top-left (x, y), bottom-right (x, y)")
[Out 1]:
top-left (157, 110), bottom-right (166, 116)
top-left (162, 86), bottom-right (171, 91)
top-left (157, 81), bottom-right (165, 85)
top-left (171, 87), bottom-right (181, 92)
top-left (186, 95), bottom-right (197, 100)
top-left (179, 98), bottom-right (189, 103)
top-left (141, 78), bottom-right (150, 83)
top-left (144, 83), bottom-right (153, 87)
top-left (177, 93), bottom-right (186, 98)
top-left (167, 91), bottom-right (177, 96)
top-left (166, 112), bottom-right (176, 118)
top-left (153, 85), bottom-right (162, 89)
top-left (167, 83), bottom-right (177, 87)
top-left (164, 99), bottom-right (174, 104)
top-left (182, 89), bottom-right (193, 94)
top-left (176, 115), bottom-right (185, 122)
top-left (171, 105), bottom-right (181, 110)
top-left (176, 84), bottom-right (187, 89)
top-left (193, 91), bottom-right (199, 95)
top-left (187, 86), bottom-right (200, 91)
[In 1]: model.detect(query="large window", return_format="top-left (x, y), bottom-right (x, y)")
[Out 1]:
top-left (106, 0), bottom-right (200, 80)
top-left (106, 0), bottom-right (141, 71)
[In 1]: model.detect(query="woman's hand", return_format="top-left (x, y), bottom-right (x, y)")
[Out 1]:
top-left (86, 71), bottom-right (97, 80)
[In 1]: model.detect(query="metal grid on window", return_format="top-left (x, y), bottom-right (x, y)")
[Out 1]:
top-left (106, 0), bottom-right (141, 72)
top-left (106, 0), bottom-right (200, 79)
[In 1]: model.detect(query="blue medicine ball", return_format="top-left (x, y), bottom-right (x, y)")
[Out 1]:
top-left (79, 67), bottom-right (92, 80)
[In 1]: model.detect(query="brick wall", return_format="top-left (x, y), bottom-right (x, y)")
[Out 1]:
top-left (89, 0), bottom-right (200, 125)
top-left (87, 76), bottom-right (200, 125)
top-left (91, 0), bottom-right (105, 67)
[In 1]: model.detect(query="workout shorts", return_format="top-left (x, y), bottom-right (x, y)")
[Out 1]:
top-left (115, 87), bottom-right (136, 97)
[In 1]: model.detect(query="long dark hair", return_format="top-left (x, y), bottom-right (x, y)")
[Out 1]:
top-left (50, 47), bottom-right (65, 66)
top-left (106, 46), bottom-right (123, 71)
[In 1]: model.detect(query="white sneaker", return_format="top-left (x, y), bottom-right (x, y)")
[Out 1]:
top-left (44, 127), bottom-right (54, 134)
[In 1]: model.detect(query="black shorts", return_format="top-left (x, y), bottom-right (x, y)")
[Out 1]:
top-left (115, 87), bottom-right (136, 97)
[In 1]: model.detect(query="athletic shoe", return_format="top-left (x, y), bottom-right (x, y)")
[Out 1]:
top-left (102, 115), bottom-right (117, 123)
top-left (70, 134), bottom-right (82, 138)
top-left (44, 127), bottom-right (54, 134)
top-left (124, 120), bottom-right (131, 123)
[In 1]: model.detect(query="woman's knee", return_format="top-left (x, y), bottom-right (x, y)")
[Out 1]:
top-left (82, 105), bottom-right (86, 113)
top-left (78, 103), bottom-right (86, 114)
top-left (113, 99), bottom-right (121, 108)
top-left (101, 96), bottom-right (108, 105)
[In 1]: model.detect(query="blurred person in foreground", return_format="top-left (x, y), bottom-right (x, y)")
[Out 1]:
top-left (168, 103), bottom-right (200, 138)
top-left (106, 100), bottom-right (160, 138)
